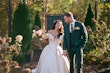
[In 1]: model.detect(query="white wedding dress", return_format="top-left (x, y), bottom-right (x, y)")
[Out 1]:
top-left (32, 33), bottom-right (70, 73)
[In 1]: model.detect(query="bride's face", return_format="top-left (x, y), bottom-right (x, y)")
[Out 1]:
top-left (55, 22), bottom-right (62, 30)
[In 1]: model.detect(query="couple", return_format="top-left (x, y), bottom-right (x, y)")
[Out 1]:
top-left (32, 12), bottom-right (88, 73)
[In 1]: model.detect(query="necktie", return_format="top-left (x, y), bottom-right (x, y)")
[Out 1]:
top-left (71, 24), bottom-right (73, 33)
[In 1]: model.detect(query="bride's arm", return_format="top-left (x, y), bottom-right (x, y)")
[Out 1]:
top-left (42, 33), bottom-right (49, 39)
top-left (42, 30), bottom-right (52, 39)
top-left (33, 29), bottom-right (49, 40)
top-left (59, 33), bottom-right (64, 47)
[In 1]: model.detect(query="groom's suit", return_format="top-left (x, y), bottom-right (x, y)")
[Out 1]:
top-left (63, 20), bottom-right (88, 73)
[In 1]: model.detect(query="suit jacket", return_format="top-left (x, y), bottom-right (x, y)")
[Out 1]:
top-left (63, 20), bottom-right (88, 51)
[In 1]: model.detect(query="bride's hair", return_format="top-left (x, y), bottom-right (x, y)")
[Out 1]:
top-left (52, 20), bottom-right (61, 29)
top-left (52, 20), bottom-right (64, 38)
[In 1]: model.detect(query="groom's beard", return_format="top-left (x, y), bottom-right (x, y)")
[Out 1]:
top-left (66, 21), bottom-right (71, 24)
top-left (65, 22), bottom-right (70, 24)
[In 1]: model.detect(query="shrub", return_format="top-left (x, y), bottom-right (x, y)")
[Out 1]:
top-left (12, 2), bottom-right (32, 53)
top-left (84, 21), bottom-right (110, 65)
top-left (0, 35), bottom-right (24, 73)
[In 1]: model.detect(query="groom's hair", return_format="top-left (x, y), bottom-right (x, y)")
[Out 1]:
top-left (64, 12), bottom-right (73, 18)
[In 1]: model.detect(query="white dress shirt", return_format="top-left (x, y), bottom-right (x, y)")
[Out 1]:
top-left (70, 19), bottom-right (76, 33)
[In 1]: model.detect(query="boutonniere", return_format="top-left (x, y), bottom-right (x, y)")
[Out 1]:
top-left (74, 27), bottom-right (80, 30)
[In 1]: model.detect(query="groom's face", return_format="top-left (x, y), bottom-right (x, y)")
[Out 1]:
top-left (64, 16), bottom-right (71, 24)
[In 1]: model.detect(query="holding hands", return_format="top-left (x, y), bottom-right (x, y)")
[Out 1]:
top-left (63, 50), bottom-right (68, 56)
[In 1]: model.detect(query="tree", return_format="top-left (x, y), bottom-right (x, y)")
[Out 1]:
top-left (12, 2), bottom-right (32, 53)
top-left (0, 1), bottom-right (8, 37)
top-left (84, 4), bottom-right (95, 31)
top-left (34, 11), bottom-right (42, 28)
top-left (99, 1), bottom-right (110, 27)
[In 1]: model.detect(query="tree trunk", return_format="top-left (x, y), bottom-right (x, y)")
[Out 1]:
top-left (8, 0), bottom-right (12, 37)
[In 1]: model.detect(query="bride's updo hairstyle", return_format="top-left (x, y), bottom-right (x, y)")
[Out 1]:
top-left (52, 20), bottom-right (64, 38)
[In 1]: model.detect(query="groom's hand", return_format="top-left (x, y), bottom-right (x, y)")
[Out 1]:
top-left (63, 50), bottom-right (67, 56)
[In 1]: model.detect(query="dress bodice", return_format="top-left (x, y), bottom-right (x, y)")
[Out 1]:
top-left (42, 33), bottom-right (64, 46)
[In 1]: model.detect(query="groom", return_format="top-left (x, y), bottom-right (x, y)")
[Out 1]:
top-left (63, 12), bottom-right (88, 73)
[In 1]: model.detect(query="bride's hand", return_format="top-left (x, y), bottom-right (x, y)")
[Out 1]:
top-left (63, 50), bottom-right (68, 56)
top-left (36, 29), bottom-right (45, 36)
top-left (33, 29), bottom-right (45, 38)
top-left (39, 29), bottom-right (45, 33)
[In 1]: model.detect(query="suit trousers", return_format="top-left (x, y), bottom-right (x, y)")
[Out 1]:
top-left (68, 46), bottom-right (83, 73)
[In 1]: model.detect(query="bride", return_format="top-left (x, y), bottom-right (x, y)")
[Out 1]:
top-left (32, 20), bottom-right (70, 73)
